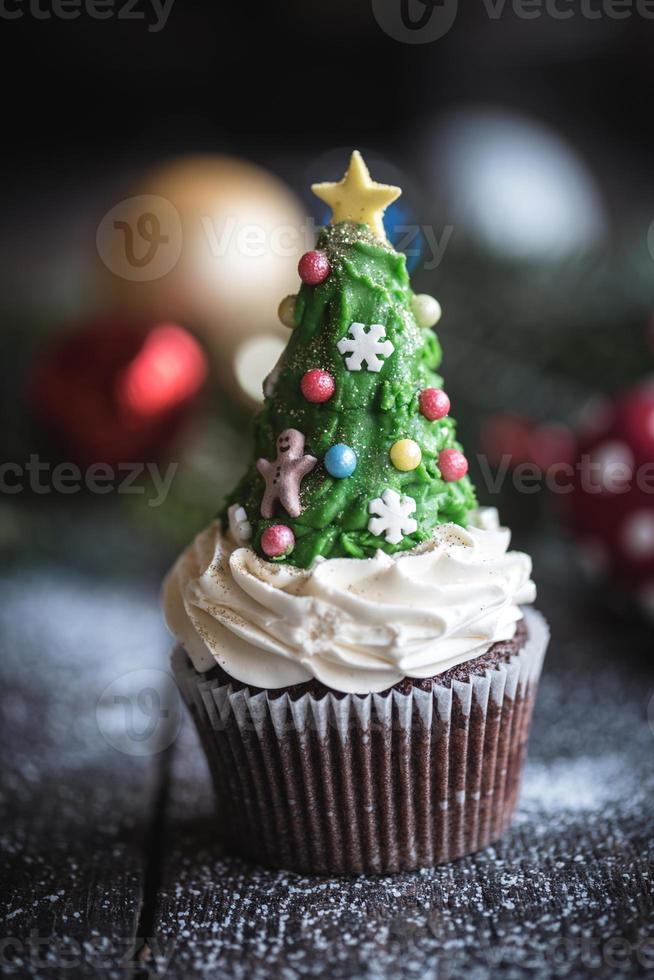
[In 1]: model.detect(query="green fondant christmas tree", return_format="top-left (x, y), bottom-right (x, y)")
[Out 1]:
top-left (224, 151), bottom-right (476, 568)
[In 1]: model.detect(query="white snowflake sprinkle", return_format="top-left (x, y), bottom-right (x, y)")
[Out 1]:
top-left (227, 504), bottom-right (252, 544)
top-left (337, 322), bottom-right (394, 373)
top-left (368, 488), bottom-right (417, 544)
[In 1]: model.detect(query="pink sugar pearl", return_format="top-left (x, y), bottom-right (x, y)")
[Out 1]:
top-left (261, 524), bottom-right (295, 558)
top-left (301, 368), bottom-right (335, 403)
top-left (439, 448), bottom-right (468, 482)
top-left (419, 388), bottom-right (450, 421)
top-left (298, 250), bottom-right (331, 286)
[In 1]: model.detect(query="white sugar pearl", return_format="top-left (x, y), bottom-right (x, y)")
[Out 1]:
top-left (412, 294), bottom-right (442, 329)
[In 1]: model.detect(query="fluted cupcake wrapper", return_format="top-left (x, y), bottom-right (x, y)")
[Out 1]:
top-left (172, 607), bottom-right (549, 875)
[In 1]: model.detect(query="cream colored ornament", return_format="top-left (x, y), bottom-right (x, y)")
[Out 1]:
top-left (311, 150), bottom-right (401, 242)
top-left (277, 294), bottom-right (297, 329)
top-left (412, 294), bottom-right (442, 329)
top-left (97, 155), bottom-right (306, 410)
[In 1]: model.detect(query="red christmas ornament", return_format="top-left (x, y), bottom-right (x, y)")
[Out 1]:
top-left (30, 317), bottom-right (208, 466)
top-left (261, 524), bottom-right (295, 558)
top-left (419, 387), bottom-right (450, 421)
top-left (528, 423), bottom-right (576, 472)
top-left (298, 250), bottom-right (331, 285)
top-left (480, 413), bottom-right (533, 467)
top-left (117, 324), bottom-right (207, 419)
top-left (614, 381), bottom-right (654, 462)
top-left (300, 368), bottom-right (335, 403)
top-left (567, 380), bottom-right (654, 616)
top-left (439, 448), bottom-right (468, 482)
top-left (481, 412), bottom-right (576, 472)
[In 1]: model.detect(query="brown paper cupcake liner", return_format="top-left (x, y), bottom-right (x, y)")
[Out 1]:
top-left (172, 607), bottom-right (549, 874)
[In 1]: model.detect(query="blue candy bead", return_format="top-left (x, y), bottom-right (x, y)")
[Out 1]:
top-left (325, 443), bottom-right (357, 478)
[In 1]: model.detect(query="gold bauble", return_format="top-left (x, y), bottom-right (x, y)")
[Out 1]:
top-left (97, 155), bottom-right (306, 410)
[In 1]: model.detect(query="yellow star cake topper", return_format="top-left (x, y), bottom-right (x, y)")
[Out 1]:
top-left (311, 150), bottom-right (401, 242)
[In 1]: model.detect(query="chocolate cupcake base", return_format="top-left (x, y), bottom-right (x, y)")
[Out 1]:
top-left (172, 607), bottom-right (548, 875)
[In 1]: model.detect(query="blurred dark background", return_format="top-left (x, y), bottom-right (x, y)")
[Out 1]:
top-left (4, 2), bottom-right (654, 165)
top-left (1, 7), bottom-right (654, 971)
top-left (1, 0), bottom-right (654, 621)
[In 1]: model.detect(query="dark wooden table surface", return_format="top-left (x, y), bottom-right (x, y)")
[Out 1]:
top-left (1, 516), bottom-right (653, 979)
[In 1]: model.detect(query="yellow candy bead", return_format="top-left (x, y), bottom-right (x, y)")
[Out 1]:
top-left (390, 439), bottom-right (422, 472)
top-left (278, 294), bottom-right (297, 329)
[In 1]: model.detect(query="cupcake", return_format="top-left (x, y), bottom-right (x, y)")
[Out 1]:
top-left (163, 151), bottom-right (549, 874)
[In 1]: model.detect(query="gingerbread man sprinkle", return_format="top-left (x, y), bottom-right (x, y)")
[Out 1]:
top-left (257, 429), bottom-right (318, 519)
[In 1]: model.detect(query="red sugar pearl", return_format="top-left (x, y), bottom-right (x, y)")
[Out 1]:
top-left (261, 524), bottom-right (295, 558)
top-left (439, 448), bottom-right (468, 482)
top-left (419, 388), bottom-right (450, 421)
top-left (298, 250), bottom-right (331, 285)
top-left (300, 368), bottom-right (335, 403)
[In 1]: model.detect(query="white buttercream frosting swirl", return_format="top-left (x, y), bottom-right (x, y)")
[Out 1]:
top-left (163, 508), bottom-right (535, 694)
